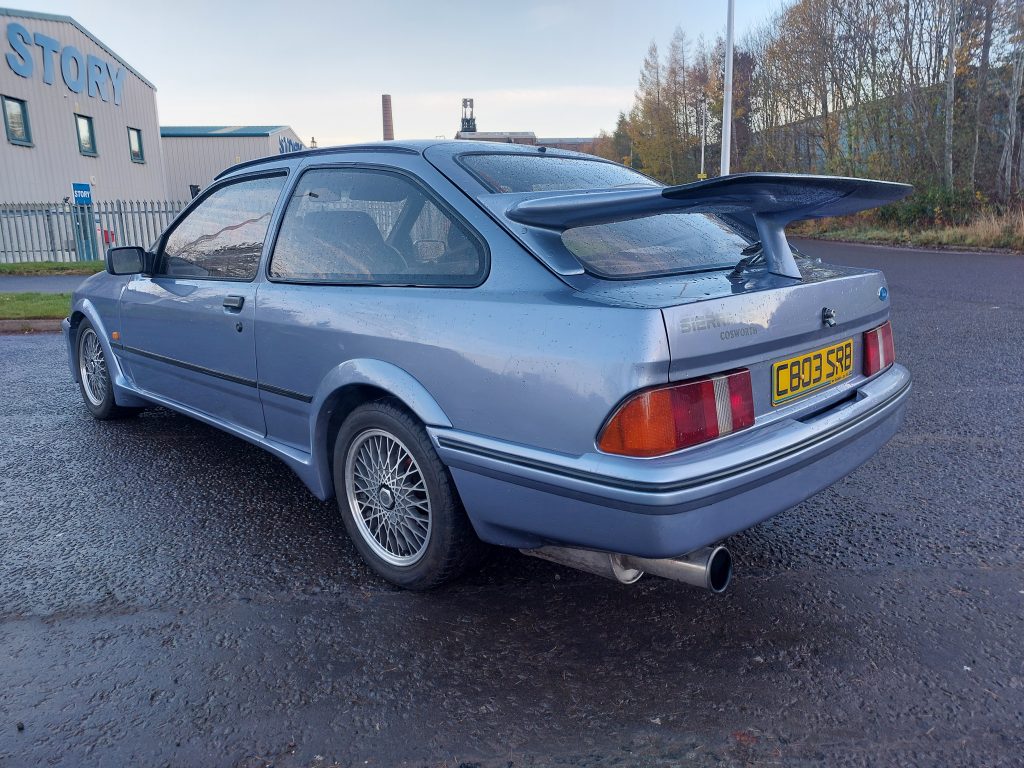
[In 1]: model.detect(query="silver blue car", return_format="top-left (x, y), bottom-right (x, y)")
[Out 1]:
top-left (63, 141), bottom-right (912, 591)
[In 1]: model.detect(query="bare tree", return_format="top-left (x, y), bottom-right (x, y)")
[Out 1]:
top-left (999, 1), bottom-right (1024, 198)
top-left (945, 0), bottom-right (958, 187)
top-left (969, 0), bottom-right (995, 188)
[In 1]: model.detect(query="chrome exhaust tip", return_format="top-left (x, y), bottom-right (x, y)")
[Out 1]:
top-left (622, 545), bottom-right (732, 593)
top-left (522, 544), bottom-right (733, 592)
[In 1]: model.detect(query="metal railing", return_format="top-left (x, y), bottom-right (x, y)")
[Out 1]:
top-left (0, 200), bottom-right (187, 263)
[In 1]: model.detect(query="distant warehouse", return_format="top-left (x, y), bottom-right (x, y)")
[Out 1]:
top-left (161, 125), bottom-right (305, 200)
top-left (1, 8), bottom-right (305, 205)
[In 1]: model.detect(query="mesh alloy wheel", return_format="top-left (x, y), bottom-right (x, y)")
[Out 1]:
top-left (344, 428), bottom-right (432, 566)
top-left (78, 326), bottom-right (108, 407)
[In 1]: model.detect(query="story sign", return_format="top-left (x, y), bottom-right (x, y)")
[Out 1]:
top-left (4, 22), bottom-right (127, 106)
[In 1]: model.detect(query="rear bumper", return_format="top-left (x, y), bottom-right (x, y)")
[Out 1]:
top-left (431, 363), bottom-right (911, 557)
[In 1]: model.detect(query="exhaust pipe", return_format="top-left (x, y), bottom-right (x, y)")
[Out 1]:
top-left (522, 545), bottom-right (732, 593)
top-left (621, 547), bottom-right (732, 592)
top-left (523, 546), bottom-right (644, 584)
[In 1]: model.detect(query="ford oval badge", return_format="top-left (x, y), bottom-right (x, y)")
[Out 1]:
top-left (879, 286), bottom-right (889, 301)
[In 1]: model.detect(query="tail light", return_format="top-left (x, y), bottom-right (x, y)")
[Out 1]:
top-left (863, 321), bottom-right (895, 377)
top-left (598, 369), bottom-right (755, 457)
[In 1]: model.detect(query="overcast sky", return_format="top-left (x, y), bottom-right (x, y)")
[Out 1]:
top-left (32, 0), bottom-right (779, 145)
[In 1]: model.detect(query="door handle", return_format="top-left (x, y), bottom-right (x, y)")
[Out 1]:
top-left (223, 295), bottom-right (245, 312)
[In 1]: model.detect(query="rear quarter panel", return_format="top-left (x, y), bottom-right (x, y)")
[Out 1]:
top-left (255, 229), bottom-right (671, 457)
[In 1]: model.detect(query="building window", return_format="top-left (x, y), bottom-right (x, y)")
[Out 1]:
top-left (127, 127), bottom-right (144, 163)
top-left (76, 114), bottom-right (97, 157)
top-left (2, 96), bottom-right (31, 146)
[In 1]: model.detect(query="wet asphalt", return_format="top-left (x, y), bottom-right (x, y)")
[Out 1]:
top-left (0, 241), bottom-right (1022, 767)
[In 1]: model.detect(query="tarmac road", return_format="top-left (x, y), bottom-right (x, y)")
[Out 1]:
top-left (1, 241), bottom-right (1022, 767)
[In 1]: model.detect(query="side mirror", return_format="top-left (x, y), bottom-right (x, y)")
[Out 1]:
top-left (106, 246), bottom-right (152, 276)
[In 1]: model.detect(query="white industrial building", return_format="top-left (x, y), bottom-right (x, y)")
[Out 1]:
top-left (161, 125), bottom-right (304, 200)
top-left (0, 8), bottom-right (304, 206)
top-left (0, 8), bottom-right (168, 202)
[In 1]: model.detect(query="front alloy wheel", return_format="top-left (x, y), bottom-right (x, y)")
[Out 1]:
top-left (78, 326), bottom-right (108, 408)
top-left (75, 320), bottom-right (141, 420)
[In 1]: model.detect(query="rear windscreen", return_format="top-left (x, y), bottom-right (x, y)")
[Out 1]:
top-left (561, 213), bottom-right (749, 279)
top-left (461, 154), bottom-right (750, 278)
top-left (460, 153), bottom-right (656, 192)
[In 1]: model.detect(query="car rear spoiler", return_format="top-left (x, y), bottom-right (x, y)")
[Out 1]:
top-left (504, 173), bottom-right (913, 279)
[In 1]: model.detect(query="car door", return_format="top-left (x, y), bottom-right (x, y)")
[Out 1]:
top-left (118, 172), bottom-right (287, 436)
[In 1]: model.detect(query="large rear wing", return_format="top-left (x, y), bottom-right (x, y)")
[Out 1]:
top-left (504, 173), bottom-right (913, 279)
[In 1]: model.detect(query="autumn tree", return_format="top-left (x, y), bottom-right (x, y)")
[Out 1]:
top-left (613, 0), bottom-right (1022, 202)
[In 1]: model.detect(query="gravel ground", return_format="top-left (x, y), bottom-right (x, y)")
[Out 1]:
top-left (0, 241), bottom-right (1021, 767)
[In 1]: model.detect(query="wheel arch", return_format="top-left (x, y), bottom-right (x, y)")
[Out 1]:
top-left (67, 299), bottom-right (113, 383)
top-left (67, 298), bottom-right (147, 407)
top-left (308, 359), bottom-right (452, 500)
top-left (67, 309), bottom-right (87, 382)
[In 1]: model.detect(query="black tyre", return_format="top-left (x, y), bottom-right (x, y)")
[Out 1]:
top-left (333, 399), bottom-right (484, 590)
top-left (75, 320), bottom-right (141, 420)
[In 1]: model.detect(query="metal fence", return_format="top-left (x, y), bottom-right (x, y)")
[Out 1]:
top-left (0, 200), bottom-right (187, 264)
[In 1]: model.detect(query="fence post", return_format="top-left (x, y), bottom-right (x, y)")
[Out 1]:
top-left (0, 204), bottom-right (9, 263)
top-left (59, 202), bottom-right (73, 261)
top-left (113, 199), bottom-right (124, 247)
top-left (30, 203), bottom-right (46, 262)
top-left (44, 207), bottom-right (58, 261)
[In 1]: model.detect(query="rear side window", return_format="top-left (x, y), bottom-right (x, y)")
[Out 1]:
top-left (460, 153), bottom-right (655, 192)
top-left (562, 214), bottom-right (749, 279)
top-left (161, 174), bottom-right (286, 279)
top-left (269, 167), bottom-right (486, 286)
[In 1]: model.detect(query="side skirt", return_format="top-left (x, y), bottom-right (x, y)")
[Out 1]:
top-left (113, 380), bottom-right (331, 501)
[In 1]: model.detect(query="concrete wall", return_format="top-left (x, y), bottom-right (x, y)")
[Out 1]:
top-left (0, 10), bottom-right (168, 203)
top-left (162, 128), bottom-right (305, 199)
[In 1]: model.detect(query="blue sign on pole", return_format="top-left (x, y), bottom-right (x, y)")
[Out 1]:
top-left (72, 182), bottom-right (92, 205)
top-left (70, 183), bottom-right (95, 261)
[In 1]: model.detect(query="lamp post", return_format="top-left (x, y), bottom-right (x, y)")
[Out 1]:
top-left (720, 0), bottom-right (735, 176)
top-left (698, 99), bottom-right (708, 180)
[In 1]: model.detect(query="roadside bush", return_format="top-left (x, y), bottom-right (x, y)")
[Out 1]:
top-left (874, 186), bottom-right (986, 228)
top-left (793, 207), bottom-right (1024, 251)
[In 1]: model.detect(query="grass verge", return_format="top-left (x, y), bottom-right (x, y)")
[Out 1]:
top-left (796, 211), bottom-right (1024, 252)
top-left (0, 292), bottom-right (71, 319)
top-left (0, 260), bottom-right (103, 276)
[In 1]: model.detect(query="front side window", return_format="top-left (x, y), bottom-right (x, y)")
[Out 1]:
top-left (127, 127), bottom-right (144, 163)
top-left (2, 96), bottom-right (31, 145)
top-left (160, 174), bottom-right (286, 280)
top-left (76, 114), bottom-right (96, 156)
top-left (269, 167), bottom-right (486, 286)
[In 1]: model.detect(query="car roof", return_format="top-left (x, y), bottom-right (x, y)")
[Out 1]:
top-left (215, 139), bottom-right (601, 181)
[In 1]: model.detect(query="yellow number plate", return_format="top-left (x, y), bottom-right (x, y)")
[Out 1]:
top-left (772, 338), bottom-right (854, 406)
